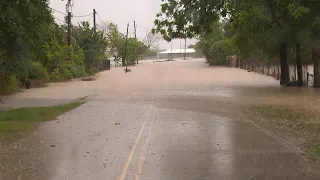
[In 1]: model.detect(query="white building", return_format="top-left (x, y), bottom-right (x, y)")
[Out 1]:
top-left (158, 48), bottom-right (196, 59)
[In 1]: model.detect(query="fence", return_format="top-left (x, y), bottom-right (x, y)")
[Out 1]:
top-left (230, 59), bottom-right (314, 86)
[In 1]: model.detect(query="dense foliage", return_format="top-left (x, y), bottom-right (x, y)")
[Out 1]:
top-left (153, 0), bottom-right (320, 87)
top-left (0, 0), bottom-right (149, 94)
top-left (102, 23), bottom-right (148, 66)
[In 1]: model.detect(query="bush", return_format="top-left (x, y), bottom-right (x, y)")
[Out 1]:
top-left (50, 59), bottom-right (85, 82)
top-left (0, 74), bottom-right (20, 95)
top-left (48, 46), bottom-right (86, 82)
top-left (28, 62), bottom-right (49, 81)
top-left (27, 62), bottom-right (49, 87)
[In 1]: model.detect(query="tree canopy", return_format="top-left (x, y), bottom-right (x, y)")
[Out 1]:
top-left (153, 0), bottom-right (320, 87)
top-left (0, 0), bottom-right (150, 94)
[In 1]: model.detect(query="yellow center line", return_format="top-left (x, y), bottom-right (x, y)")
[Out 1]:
top-left (119, 120), bottom-right (147, 180)
top-left (135, 119), bottom-right (154, 180)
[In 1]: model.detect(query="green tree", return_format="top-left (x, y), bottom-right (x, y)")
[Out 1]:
top-left (152, 0), bottom-right (319, 86)
top-left (0, 0), bottom-right (54, 93)
top-left (103, 23), bottom-right (148, 66)
top-left (73, 21), bottom-right (108, 73)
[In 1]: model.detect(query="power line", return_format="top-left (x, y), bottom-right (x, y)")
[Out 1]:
top-left (96, 12), bottom-right (108, 26)
top-left (87, 15), bottom-right (93, 22)
top-left (73, 13), bottom-right (93, 18)
top-left (51, 7), bottom-right (93, 18)
top-left (55, 18), bottom-right (65, 23)
top-left (51, 8), bottom-right (67, 15)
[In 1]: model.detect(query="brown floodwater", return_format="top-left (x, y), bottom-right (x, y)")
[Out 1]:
top-left (1, 58), bottom-right (320, 180)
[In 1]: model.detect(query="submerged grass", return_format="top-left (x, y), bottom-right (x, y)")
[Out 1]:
top-left (309, 139), bottom-right (320, 161)
top-left (250, 104), bottom-right (320, 160)
top-left (0, 101), bottom-right (83, 140)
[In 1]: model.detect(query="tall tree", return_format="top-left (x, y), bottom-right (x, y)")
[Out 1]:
top-left (153, 0), bottom-right (317, 85)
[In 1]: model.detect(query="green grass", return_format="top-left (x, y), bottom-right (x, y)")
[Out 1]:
top-left (251, 105), bottom-right (320, 160)
top-left (0, 101), bottom-right (83, 139)
top-left (309, 139), bottom-right (320, 160)
top-left (251, 105), bottom-right (307, 122)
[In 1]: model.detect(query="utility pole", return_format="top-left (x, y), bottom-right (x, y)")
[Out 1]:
top-left (66, 0), bottom-right (72, 46)
top-left (93, 9), bottom-right (96, 33)
top-left (124, 23), bottom-right (129, 69)
top-left (170, 41), bottom-right (173, 60)
top-left (67, 12), bottom-right (71, 46)
top-left (134, 20), bottom-right (138, 64)
top-left (134, 21), bottom-right (137, 39)
top-left (184, 37), bottom-right (187, 60)
top-left (183, 26), bottom-right (186, 60)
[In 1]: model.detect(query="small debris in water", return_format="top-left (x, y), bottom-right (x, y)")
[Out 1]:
top-left (50, 145), bottom-right (56, 148)
top-left (115, 122), bottom-right (120, 125)
top-left (87, 152), bottom-right (90, 153)
top-left (84, 155), bottom-right (86, 157)
top-left (56, 121), bottom-right (60, 123)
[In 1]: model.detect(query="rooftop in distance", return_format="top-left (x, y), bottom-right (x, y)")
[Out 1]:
top-left (159, 48), bottom-right (195, 54)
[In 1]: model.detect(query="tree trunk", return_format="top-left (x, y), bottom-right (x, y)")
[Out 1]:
top-left (279, 41), bottom-right (290, 85)
top-left (296, 44), bottom-right (303, 86)
top-left (235, 56), bottom-right (239, 68)
top-left (312, 47), bottom-right (320, 87)
top-left (122, 57), bottom-right (126, 67)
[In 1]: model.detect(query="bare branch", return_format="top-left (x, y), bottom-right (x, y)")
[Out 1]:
top-left (143, 29), bottom-right (161, 48)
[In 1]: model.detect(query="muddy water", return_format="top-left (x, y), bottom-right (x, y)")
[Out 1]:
top-left (1, 58), bottom-right (320, 180)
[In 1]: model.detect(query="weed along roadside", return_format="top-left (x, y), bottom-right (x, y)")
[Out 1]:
top-left (0, 100), bottom-right (84, 142)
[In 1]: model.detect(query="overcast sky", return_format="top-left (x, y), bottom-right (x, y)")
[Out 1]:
top-left (49, 0), bottom-right (197, 50)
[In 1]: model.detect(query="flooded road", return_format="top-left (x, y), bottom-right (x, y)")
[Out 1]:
top-left (1, 59), bottom-right (320, 179)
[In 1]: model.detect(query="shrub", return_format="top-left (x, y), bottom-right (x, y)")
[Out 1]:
top-left (0, 74), bottom-right (20, 95)
top-left (50, 60), bottom-right (85, 82)
top-left (48, 46), bottom-right (86, 82)
top-left (27, 62), bottom-right (49, 87)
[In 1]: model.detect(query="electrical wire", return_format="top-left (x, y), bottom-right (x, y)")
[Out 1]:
top-left (51, 7), bottom-right (93, 18)
top-left (73, 13), bottom-right (93, 18)
top-left (51, 8), bottom-right (67, 15)
top-left (87, 15), bottom-right (93, 22)
top-left (55, 18), bottom-right (65, 23)
top-left (96, 12), bottom-right (108, 26)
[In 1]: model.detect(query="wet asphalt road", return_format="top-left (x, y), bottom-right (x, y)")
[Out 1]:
top-left (1, 59), bottom-right (319, 179)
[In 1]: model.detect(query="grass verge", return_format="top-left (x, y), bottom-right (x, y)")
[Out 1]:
top-left (0, 101), bottom-right (83, 140)
top-left (250, 105), bottom-right (320, 161)
top-left (308, 139), bottom-right (320, 161)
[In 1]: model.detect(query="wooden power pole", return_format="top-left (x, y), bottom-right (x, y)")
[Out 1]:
top-left (184, 38), bottom-right (186, 60)
top-left (134, 21), bottom-right (138, 64)
top-left (124, 23), bottom-right (129, 69)
top-left (93, 9), bottom-right (96, 33)
top-left (66, 0), bottom-right (72, 46)
top-left (134, 21), bottom-right (137, 39)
